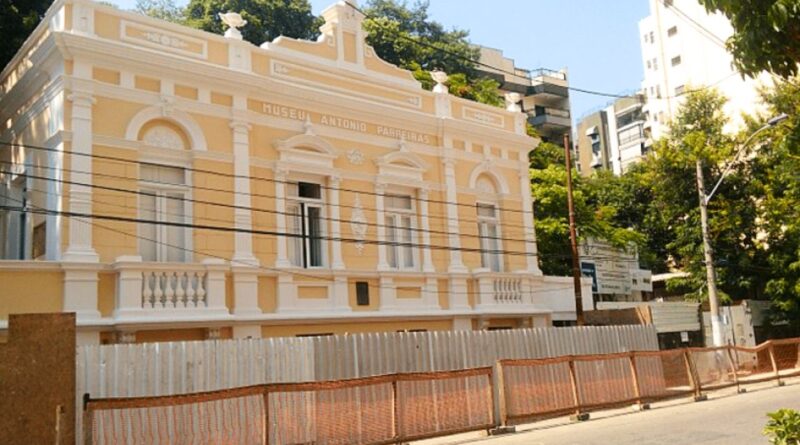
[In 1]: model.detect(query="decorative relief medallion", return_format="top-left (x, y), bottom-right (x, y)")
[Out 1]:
top-left (273, 63), bottom-right (290, 75)
top-left (350, 194), bottom-right (368, 255)
top-left (347, 149), bottom-right (365, 165)
top-left (143, 126), bottom-right (184, 150)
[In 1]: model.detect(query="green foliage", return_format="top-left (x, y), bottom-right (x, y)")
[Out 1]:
top-left (184, 0), bottom-right (321, 44)
top-left (530, 142), bottom-right (644, 275)
top-left (362, 0), bottom-right (502, 106)
top-left (699, 0), bottom-right (800, 78)
top-left (764, 409), bottom-right (800, 445)
top-left (136, 0), bottom-right (185, 22)
top-left (0, 0), bottom-right (50, 69)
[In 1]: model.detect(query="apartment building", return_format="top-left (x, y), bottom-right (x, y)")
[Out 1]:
top-left (575, 94), bottom-right (650, 176)
top-left (477, 46), bottom-right (572, 145)
top-left (0, 0), bottom-right (591, 345)
top-left (639, 0), bottom-right (772, 139)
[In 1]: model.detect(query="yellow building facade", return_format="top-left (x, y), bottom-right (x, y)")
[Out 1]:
top-left (0, 0), bottom-right (591, 344)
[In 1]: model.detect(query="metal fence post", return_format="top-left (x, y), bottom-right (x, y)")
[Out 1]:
top-left (628, 352), bottom-right (643, 408)
top-left (725, 347), bottom-right (742, 393)
top-left (767, 342), bottom-right (784, 386)
top-left (491, 361), bottom-right (507, 428)
top-left (263, 386), bottom-right (270, 445)
top-left (392, 377), bottom-right (400, 443)
top-left (682, 349), bottom-right (703, 401)
top-left (567, 357), bottom-right (584, 419)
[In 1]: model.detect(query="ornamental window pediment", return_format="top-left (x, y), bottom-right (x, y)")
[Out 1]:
top-left (274, 133), bottom-right (338, 170)
top-left (374, 150), bottom-right (428, 184)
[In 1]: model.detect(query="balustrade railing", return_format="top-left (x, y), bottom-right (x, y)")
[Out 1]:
top-left (142, 271), bottom-right (208, 309)
top-left (493, 277), bottom-right (524, 304)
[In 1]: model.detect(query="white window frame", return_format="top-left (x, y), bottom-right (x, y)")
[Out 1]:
top-left (287, 179), bottom-right (328, 269)
top-left (384, 192), bottom-right (418, 271)
top-left (138, 163), bottom-right (192, 262)
top-left (476, 202), bottom-right (503, 272)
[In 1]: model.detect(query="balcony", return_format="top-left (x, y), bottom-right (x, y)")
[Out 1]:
top-left (112, 256), bottom-right (231, 322)
top-left (529, 107), bottom-right (571, 130)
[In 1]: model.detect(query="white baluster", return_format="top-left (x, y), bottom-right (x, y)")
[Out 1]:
top-left (167, 272), bottom-right (179, 307)
top-left (142, 272), bottom-right (153, 308)
top-left (154, 272), bottom-right (165, 307)
top-left (186, 272), bottom-right (196, 307)
top-left (196, 272), bottom-right (207, 306)
top-left (176, 272), bottom-right (187, 307)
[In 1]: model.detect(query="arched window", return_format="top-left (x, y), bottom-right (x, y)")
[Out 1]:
top-left (475, 174), bottom-right (503, 272)
top-left (137, 121), bottom-right (192, 262)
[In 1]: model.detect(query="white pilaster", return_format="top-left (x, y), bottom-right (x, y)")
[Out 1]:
top-left (62, 263), bottom-right (101, 321)
top-left (442, 157), bottom-right (466, 273)
top-left (63, 75), bottom-right (99, 263)
top-left (274, 168), bottom-right (291, 268)
top-left (230, 118), bottom-right (258, 265)
top-left (203, 259), bottom-right (229, 313)
top-left (328, 176), bottom-right (345, 270)
top-left (518, 163), bottom-right (542, 275)
top-left (232, 266), bottom-right (261, 316)
top-left (375, 182), bottom-right (389, 271)
top-left (418, 188), bottom-right (435, 273)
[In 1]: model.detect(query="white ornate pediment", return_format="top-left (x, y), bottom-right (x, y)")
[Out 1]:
top-left (374, 149), bottom-right (428, 184)
top-left (142, 126), bottom-right (185, 150)
top-left (274, 133), bottom-right (338, 169)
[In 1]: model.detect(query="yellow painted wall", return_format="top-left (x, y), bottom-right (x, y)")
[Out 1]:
top-left (257, 276), bottom-right (277, 313)
top-left (97, 272), bottom-right (117, 317)
top-left (0, 271), bottom-right (63, 319)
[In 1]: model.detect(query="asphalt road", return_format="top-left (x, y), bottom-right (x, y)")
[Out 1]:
top-left (486, 384), bottom-right (800, 445)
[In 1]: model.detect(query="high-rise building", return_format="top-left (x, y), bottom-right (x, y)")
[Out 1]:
top-left (477, 46), bottom-right (572, 145)
top-left (639, 0), bottom-right (773, 139)
top-left (575, 94), bottom-right (650, 176)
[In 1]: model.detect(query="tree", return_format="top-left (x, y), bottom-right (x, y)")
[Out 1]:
top-left (184, 0), bottom-right (321, 45)
top-left (0, 0), bottom-right (50, 69)
top-left (136, 0), bottom-right (184, 23)
top-left (752, 77), bottom-right (800, 333)
top-left (362, 0), bottom-right (503, 106)
top-left (529, 142), bottom-right (643, 275)
top-left (699, 0), bottom-right (800, 78)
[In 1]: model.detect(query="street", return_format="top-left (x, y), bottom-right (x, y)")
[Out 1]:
top-left (422, 382), bottom-right (800, 445)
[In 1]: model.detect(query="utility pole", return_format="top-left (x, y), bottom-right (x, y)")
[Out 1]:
top-left (695, 159), bottom-right (723, 346)
top-left (563, 134), bottom-right (584, 325)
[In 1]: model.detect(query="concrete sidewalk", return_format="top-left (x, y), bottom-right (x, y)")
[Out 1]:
top-left (417, 381), bottom-right (800, 445)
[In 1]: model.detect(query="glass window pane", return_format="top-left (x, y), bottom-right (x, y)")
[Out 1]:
top-left (477, 203), bottom-right (496, 218)
top-left (307, 206), bottom-right (322, 267)
top-left (386, 195), bottom-right (412, 210)
top-left (488, 224), bottom-right (501, 272)
top-left (386, 215), bottom-right (397, 268)
top-left (288, 204), bottom-right (303, 267)
top-left (165, 193), bottom-right (185, 262)
top-left (141, 164), bottom-right (185, 185)
top-left (140, 192), bottom-right (157, 261)
top-left (402, 216), bottom-right (413, 268)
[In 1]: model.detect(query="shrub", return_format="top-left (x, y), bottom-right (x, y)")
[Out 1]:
top-left (764, 409), bottom-right (800, 445)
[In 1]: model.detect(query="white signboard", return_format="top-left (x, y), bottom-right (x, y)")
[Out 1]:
top-left (580, 238), bottom-right (650, 295)
top-left (631, 269), bottom-right (653, 292)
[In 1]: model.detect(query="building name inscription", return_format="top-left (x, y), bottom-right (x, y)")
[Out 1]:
top-left (261, 103), bottom-right (433, 144)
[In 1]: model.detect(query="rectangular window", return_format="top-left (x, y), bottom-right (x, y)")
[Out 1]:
top-left (649, 31), bottom-right (655, 42)
top-left (139, 165), bottom-right (188, 262)
top-left (667, 26), bottom-right (678, 37)
top-left (288, 181), bottom-right (325, 268)
top-left (652, 58), bottom-right (658, 70)
top-left (675, 85), bottom-right (685, 95)
top-left (356, 281), bottom-right (370, 306)
top-left (477, 203), bottom-right (501, 272)
top-left (671, 55), bottom-right (682, 66)
top-left (385, 194), bottom-right (416, 270)
top-left (646, 60), bottom-right (652, 70)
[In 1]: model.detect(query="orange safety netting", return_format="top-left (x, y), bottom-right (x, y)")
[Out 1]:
top-left (84, 338), bottom-right (800, 443)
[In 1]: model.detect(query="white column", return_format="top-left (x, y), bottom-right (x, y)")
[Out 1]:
top-left (203, 259), bottom-right (230, 314)
top-left (328, 175), bottom-right (345, 270)
top-left (442, 158), bottom-right (466, 273)
top-left (230, 120), bottom-right (258, 265)
top-left (375, 182), bottom-right (389, 271)
top-left (274, 168), bottom-right (291, 268)
top-left (418, 188), bottom-right (435, 273)
top-left (519, 165), bottom-right (542, 275)
top-left (63, 79), bottom-right (98, 263)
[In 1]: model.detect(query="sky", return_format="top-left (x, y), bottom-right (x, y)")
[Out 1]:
top-left (107, 0), bottom-right (650, 119)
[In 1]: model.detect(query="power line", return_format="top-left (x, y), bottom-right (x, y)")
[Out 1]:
top-left (343, 1), bottom-right (632, 99)
top-left (0, 195), bottom-right (590, 297)
top-left (0, 160), bottom-right (537, 245)
top-left (657, 0), bottom-right (727, 49)
top-left (0, 140), bottom-right (535, 223)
